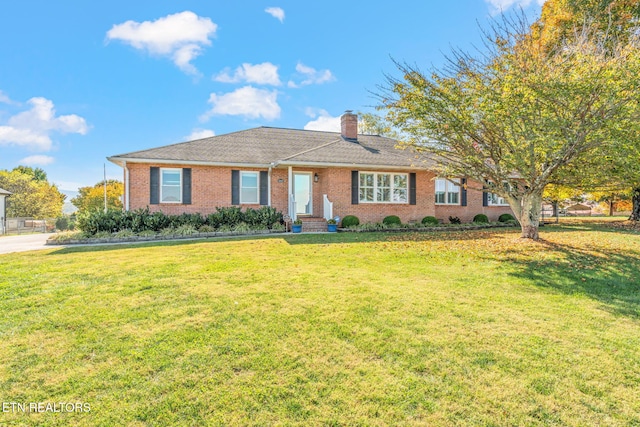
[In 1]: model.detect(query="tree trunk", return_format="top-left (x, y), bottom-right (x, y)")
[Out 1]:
top-left (609, 198), bottom-right (614, 217)
top-left (517, 192), bottom-right (542, 240)
top-left (552, 201), bottom-right (559, 223)
top-left (630, 187), bottom-right (640, 221)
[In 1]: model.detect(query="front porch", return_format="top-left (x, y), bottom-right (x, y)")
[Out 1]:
top-left (285, 166), bottom-right (334, 224)
top-left (293, 216), bottom-right (329, 233)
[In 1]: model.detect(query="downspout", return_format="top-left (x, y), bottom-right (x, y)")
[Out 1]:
top-left (288, 166), bottom-right (293, 220)
top-left (124, 161), bottom-right (130, 211)
top-left (268, 163), bottom-right (273, 206)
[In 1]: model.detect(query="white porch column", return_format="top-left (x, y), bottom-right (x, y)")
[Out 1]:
top-left (287, 166), bottom-right (295, 221)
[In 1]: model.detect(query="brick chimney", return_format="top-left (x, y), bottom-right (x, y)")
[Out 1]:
top-left (341, 110), bottom-right (358, 141)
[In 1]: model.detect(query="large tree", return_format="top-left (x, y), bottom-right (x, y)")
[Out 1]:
top-left (0, 168), bottom-right (65, 218)
top-left (531, 0), bottom-right (640, 220)
top-left (71, 180), bottom-right (123, 214)
top-left (531, 0), bottom-right (640, 51)
top-left (12, 166), bottom-right (48, 182)
top-left (379, 16), bottom-right (640, 239)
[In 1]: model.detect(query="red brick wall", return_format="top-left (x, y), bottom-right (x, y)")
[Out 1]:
top-left (127, 163), bottom-right (268, 215)
top-left (320, 169), bottom-right (436, 224)
top-left (125, 163), bottom-right (513, 223)
top-left (434, 179), bottom-right (514, 223)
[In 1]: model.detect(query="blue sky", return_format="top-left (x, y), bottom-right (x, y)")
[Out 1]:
top-left (0, 0), bottom-right (544, 192)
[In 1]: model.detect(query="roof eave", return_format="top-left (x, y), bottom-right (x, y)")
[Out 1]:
top-left (275, 160), bottom-right (426, 171)
top-left (107, 157), bottom-right (273, 169)
top-left (107, 157), bottom-right (433, 171)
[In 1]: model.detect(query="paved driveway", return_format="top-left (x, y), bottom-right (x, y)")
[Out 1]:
top-left (0, 233), bottom-right (57, 255)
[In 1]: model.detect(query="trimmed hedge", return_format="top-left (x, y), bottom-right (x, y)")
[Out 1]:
top-left (382, 215), bottom-right (401, 226)
top-left (77, 206), bottom-right (283, 236)
top-left (341, 215), bottom-right (360, 227)
top-left (421, 216), bottom-right (439, 225)
top-left (473, 214), bottom-right (489, 223)
top-left (498, 213), bottom-right (516, 223)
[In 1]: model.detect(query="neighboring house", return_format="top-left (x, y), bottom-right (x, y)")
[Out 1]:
top-left (0, 187), bottom-right (11, 235)
top-left (108, 112), bottom-right (513, 226)
top-left (566, 203), bottom-right (592, 217)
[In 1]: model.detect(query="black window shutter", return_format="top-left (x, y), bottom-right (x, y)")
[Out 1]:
top-left (150, 167), bottom-right (159, 205)
top-left (259, 171), bottom-right (268, 205)
top-left (231, 170), bottom-right (240, 205)
top-left (409, 173), bottom-right (417, 205)
top-left (482, 186), bottom-right (489, 207)
top-left (182, 168), bottom-right (192, 205)
top-left (461, 178), bottom-right (467, 206)
top-left (351, 171), bottom-right (359, 205)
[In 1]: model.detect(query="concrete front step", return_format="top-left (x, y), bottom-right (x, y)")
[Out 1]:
top-left (296, 217), bottom-right (327, 232)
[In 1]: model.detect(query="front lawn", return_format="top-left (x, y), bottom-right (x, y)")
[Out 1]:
top-left (0, 223), bottom-right (639, 426)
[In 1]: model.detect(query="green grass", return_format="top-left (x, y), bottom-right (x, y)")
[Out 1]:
top-left (1, 223), bottom-right (639, 426)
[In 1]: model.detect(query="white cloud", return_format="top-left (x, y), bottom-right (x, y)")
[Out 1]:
top-left (485, 0), bottom-right (545, 15)
top-left (106, 11), bottom-right (217, 75)
top-left (288, 62), bottom-right (335, 88)
top-left (265, 7), bottom-right (285, 23)
top-left (186, 128), bottom-right (215, 140)
top-left (19, 155), bottom-right (55, 166)
top-left (0, 97), bottom-right (88, 151)
top-left (303, 110), bottom-right (340, 132)
top-left (214, 62), bottom-right (281, 86)
top-left (0, 90), bottom-right (14, 104)
top-left (200, 86), bottom-right (281, 121)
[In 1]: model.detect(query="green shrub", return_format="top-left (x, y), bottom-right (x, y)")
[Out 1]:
top-left (498, 213), bottom-right (516, 223)
top-left (159, 227), bottom-right (176, 236)
top-left (207, 207), bottom-right (243, 228)
top-left (174, 224), bottom-right (198, 236)
top-left (198, 225), bottom-right (215, 233)
top-left (449, 216), bottom-right (462, 224)
top-left (421, 216), bottom-right (439, 225)
top-left (137, 230), bottom-right (157, 237)
top-left (244, 206), bottom-right (283, 229)
top-left (50, 231), bottom-right (86, 241)
top-left (76, 206), bottom-right (284, 236)
top-left (55, 217), bottom-right (70, 231)
top-left (382, 215), bottom-right (402, 226)
top-left (257, 206), bottom-right (283, 228)
top-left (358, 222), bottom-right (387, 231)
top-left (147, 211), bottom-right (170, 232)
top-left (271, 222), bottom-right (286, 232)
top-left (114, 229), bottom-right (136, 238)
top-left (171, 213), bottom-right (205, 229)
top-left (233, 222), bottom-right (251, 232)
top-left (342, 215), bottom-right (360, 227)
top-left (76, 209), bottom-right (123, 235)
top-left (473, 214), bottom-right (489, 223)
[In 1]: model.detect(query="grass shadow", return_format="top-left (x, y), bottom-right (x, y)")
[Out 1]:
top-left (496, 236), bottom-right (640, 319)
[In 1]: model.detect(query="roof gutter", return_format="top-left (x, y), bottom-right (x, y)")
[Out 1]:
top-left (107, 157), bottom-right (272, 169)
top-left (275, 160), bottom-right (424, 171)
top-left (107, 157), bottom-right (426, 171)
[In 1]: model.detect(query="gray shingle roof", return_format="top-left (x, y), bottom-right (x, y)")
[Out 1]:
top-left (0, 187), bottom-right (11, 196)
top-left (109, 127), bottom-right (431, 169)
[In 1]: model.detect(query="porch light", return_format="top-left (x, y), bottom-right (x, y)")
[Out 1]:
top-left (314, 173), bottom-right (319, 183)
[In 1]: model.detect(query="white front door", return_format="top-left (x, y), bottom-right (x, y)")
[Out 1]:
top-left (293, 172), bottom-right (312, 216)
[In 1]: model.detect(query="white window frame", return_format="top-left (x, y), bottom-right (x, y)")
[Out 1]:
top-left (435, 178), bottom-right (461, 205)
top-left (358, 172), bottom-right (409, 204)
top-left (487, 182), bottom-right (511, 206)
top-left (160, 168), bottom-right (182, 204)
top-left (240, 171), bottom-right (260, 204)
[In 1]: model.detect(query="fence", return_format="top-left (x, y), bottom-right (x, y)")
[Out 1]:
top-left (3, 218), bottom-right (56, 234)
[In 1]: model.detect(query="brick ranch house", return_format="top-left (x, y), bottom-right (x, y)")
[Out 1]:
top-left (108, 112), bottom-right (513, 229)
